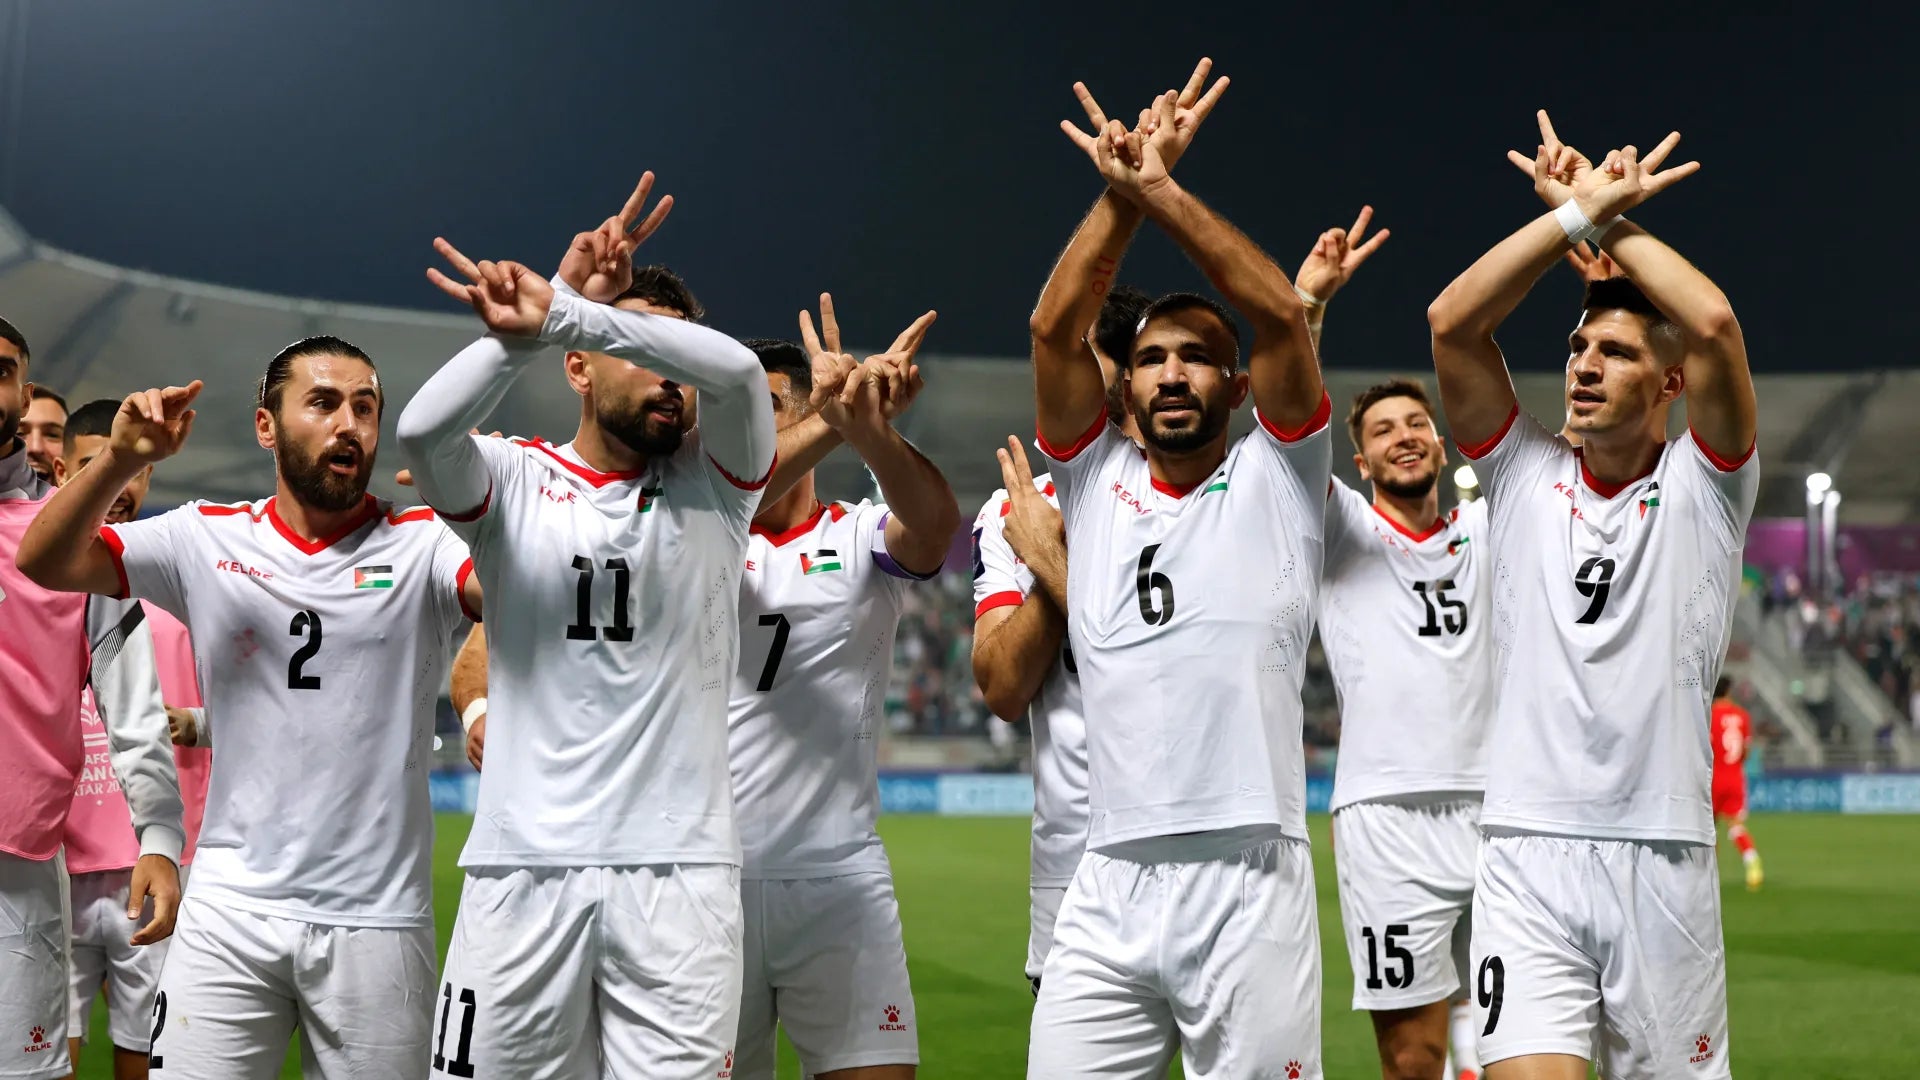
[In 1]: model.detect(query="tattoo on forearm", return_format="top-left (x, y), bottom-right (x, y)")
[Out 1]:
top-left (1091, 255), bottom-right (1116, 296)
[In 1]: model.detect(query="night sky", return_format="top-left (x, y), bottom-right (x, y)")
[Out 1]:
top-left (2, 6), bottom-right (1902, 374)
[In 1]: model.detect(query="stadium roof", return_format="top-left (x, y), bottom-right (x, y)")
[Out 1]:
top-left (3, 206), bottom-right (1911, 523)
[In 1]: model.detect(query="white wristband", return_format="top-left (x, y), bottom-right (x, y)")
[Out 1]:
top-left (461, 697), bottom-right (488, 734)
top-left (1294, 285), bottom-right (1327, 308)
top-left (1554, 199), bottom-right (1596, 244)
top-left (1590, 215), bottom-right (1624, 244)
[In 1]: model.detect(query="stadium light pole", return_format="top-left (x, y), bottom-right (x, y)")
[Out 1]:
top-left (1821, 488), bottom-right (1842, 598)
top-left (1806, 472), bottom-right (1832, 600)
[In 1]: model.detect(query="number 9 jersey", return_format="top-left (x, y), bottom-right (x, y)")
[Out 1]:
top-left (1039, 404), bottom-right (1331, 852)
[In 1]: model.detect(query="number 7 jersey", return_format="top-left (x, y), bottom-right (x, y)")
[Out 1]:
top-left (1463, 409), bottom-right (1758, 843)
top-left (1040, 402), bottom-right (1332, 852)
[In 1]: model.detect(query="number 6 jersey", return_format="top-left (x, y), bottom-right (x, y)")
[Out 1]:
top-left (1462, 409), bottom-right (1758, 843)
top-left (100, 496), bottom-right (475, 926)
top-left (1040, 401), bottom-right (1332, 853)
top-left (1319, 478), bottom-right (1491, 812)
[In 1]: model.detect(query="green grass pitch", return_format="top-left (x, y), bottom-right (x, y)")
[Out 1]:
top-left (74, 813), bottom-right (1920, 1078)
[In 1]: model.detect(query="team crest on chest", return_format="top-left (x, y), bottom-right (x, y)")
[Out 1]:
top-left (799, 549), bottom-right (843, 575)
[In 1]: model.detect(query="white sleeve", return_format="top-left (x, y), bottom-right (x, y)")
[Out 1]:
top-left (188, 707), bottom-right (210, 748)
top-left (1245, 396), bottom-right (1335, 544)
top-left (100, 508), bottom-right (188, 615)
top-left (1322, 475), bottom-right (1371, 569)
top-left (539, 288), bottom-right (775, 489)
top-left (1675, 430), bottom-right (1760, 552)
top-left (971, 491), bottom-right (1028, 619)
top-left (86, 598), bottom-right (185, 866)
top-left (1455, 406), bottom-right (1564, 509)
top-left (1035, 418), bottom-right (1127, 524)
top-left (395, 335), bottom-right (550, 520)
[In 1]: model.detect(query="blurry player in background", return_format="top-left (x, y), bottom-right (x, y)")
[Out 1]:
top-left (1710, 676), bottom-right (1762, 890)
top-left (724, 305), bottom-right (955, 1080)
top-left (1428, 112), bottom-right (1756, 1079)
top-left (20, 337), bottom-right (481, 1080)
top-left (402, 175), bottom-right (774, 1079)
top-left (54, 400), bottom-right (214, 1080)
top-left (1029, 60), bottom-right (1335, 1078)
top-left (971, 281), bottom-right (1147, 996)
top-left (21, 385), bottom-right (68, 481)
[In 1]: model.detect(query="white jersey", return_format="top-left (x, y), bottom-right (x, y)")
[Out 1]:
top-left (451, 434), bottom-right (759, 868)
top-left (102, 496), bottom-right (473, 926)
top-left (1041, 402), bottom-right (1332, 852)
top-left (970, 476), bottom-right (1088, 888)
top-left (1320, 479), bottom-right (1492, 810)
top-left (729, 500), bottom-right (926, 878)
top-left (1465, 410), bottom-right (1759, 843)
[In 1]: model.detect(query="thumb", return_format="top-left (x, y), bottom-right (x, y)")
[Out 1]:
top-left (127, 870), bottom-right (147, 919)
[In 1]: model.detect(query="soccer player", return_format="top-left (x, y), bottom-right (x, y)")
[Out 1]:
top-left (21, 385), bottom-right (67, 481)
top-left (970, 282), bottom-right (1147, 996)
top-left (54, 400), bottom-right (215, 1080)
top-left (725, 302), bottom-right (954, 1080)
top-left (400, 174), bottom-right (775, 1078)
top-left (1428, 112), bottom-right (1756, 1079)
top-left (1027, 61), bottom-right (1334, 1079)
top-left (19, 337), bottom-right (482, 1079)
top-left (1, 319), bottom-right (184, 1080)
top-left (1710, 676), bottom-right (1762, 890)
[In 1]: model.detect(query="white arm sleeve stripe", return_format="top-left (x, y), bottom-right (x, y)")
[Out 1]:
top-left (395, 335), bottom-right (549, 519)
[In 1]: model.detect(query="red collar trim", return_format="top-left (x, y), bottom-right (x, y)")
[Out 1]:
top-left (1372, 504), bottom-right (1448, 543)
top-left (1149, 476), bottom-right (1201, 499)
top-left (266, 495), bottom-right (380, 556)
top-left (1576, 446), bottom-right (1661, 500)
top-left (527, 439), bottom-right (646, 487)
top-left (752, 501), bottom-right (846, 546)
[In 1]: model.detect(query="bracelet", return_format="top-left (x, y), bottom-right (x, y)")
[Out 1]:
top-left (461, 697), bottom-right (488, 734)
top-left (1295, 285), bottom-right (1327, 308)
top-left (1590, 215), bottom-right (1625, 244)
top-left (1554, 199), bottom-right (1596, 244)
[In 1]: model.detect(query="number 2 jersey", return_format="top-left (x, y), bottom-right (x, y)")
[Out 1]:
top-left (101, 495), bottom-right (475, 925)
top-left (728, 500), bottom-right (930, 878)
top-left (1041, 401), bottom-right (1332, 852)
top-left (1320, 479), bottom-right (1491, 811)
top-left (970, 475), bottom-right (1088, 889)
top-left (1464, 409), bottom-right (1758, 843)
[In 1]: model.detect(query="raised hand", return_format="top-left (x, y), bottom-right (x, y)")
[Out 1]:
top-left (112, 381), bottom-right (202, 466)
top-left (995, 435), bottom-right (1067, 608)
top-left (799, 296), bottom-right (937, 435)
top-left (1562, 240), bottom-right (1622, 283)
top-left (556, 172), bottom-right (675, 303)
top-left (1505, 109), bottom-right (1592, 209)
top-left (800, 293), bottom-right (860, 431)
top-left (427, 239), bottom-right (553, 337)
top-left (1061, 82), bottom-right (1171, 201)
top-left (1574, 132), bottom-right (1701, 224)
top-left (861, 310), bottom-right (936, 421)
top-left (1132, 58), bottom-right (1230, 173)
top-left (1295, 205), bottom-right (1391, 303)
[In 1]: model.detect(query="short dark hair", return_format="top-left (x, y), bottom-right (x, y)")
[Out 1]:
top-left (1092, 283), bottom-right (1152, 365)
top-left (28, 386), bottom-right (67, 414)
top-left (1347, 379), bottom-right (1435, 451)
top-left (63, 398), bottom-right (121, 447)
top-left (1131, 292), bottom-right (1242, 368)
top-left (1582, 277), bottom-right (1681, 356)
top-left (744, 338), bottom-right (811, 399)
top-left (615, 265), bottom-right (705, 324)
top-left (0, 316), bottom-right (29, 364)
top-left (1714, 675), bottom-right (1733, 699)
top-left (258, 335), bottom-right (380, 418)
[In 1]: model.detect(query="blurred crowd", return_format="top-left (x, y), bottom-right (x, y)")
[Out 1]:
top-left (1764, 568), bottom-right (1920, 742)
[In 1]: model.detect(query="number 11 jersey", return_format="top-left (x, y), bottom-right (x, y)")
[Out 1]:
top-left (448, 434), bottom-right (762, 869)
top-left (1040, 402), bottom-right (1332, 853)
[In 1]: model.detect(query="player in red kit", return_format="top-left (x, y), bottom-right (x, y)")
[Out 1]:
top-left (1710, 677), bottom-right (1762, 891)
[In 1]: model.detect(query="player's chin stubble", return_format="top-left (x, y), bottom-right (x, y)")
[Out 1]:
top-left (599, 399), bottom-right (684, 458)
top-left (278, 438), bottom-right (370, 513)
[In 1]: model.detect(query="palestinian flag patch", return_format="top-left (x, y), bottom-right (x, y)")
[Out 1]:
top-left (639, 485), bottom-right (664, 513)
top-left (1447, 536), bottom-right (1470, 556)
top-left (354, 564), bottom-right (394, 589)
top-left (1202, 479), bottom-right (1228, 495)
top-left (800, 549), bottom-right (843, 575)
top-left (1639, 483), bottom-right (1661, 520)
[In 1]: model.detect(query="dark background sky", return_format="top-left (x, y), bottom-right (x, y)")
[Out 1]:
top-left (0, 4), bottom-right (1905, 373)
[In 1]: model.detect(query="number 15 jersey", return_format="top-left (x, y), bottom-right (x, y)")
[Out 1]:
top-left (1464, 410), bottom-right (1758, 844)
top-left (448, 434), bottom-right (762, 869)
top-left (1040, 401), bottom-right (1332, 853)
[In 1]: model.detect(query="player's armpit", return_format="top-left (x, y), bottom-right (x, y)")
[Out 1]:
top-left (972, 596), bottom-right (1066, 723)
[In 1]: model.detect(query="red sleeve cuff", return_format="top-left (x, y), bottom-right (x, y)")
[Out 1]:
top-left (1688, 427), bottom-right (1756, 473)
top-left (974, 590), bottom-right (1025, 619)
top-left (1455, 405), bottom-right (1520, 461)
top-left (98, 527), bottom-right (131, 601)
top-left (1256, 392), bottom-right (1333, 444)
top-left (438, 484), bottom-right (493, 523)
top-left (711, 451), bottom-right (776, 492)
top-left (455, 558), bottom-right (481, 622)
top-left (1036, 412), bottom-right (1107, 463)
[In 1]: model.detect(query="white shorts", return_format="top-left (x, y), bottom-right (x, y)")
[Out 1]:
top-left (735, 872), bottom-right (917, 1078)
top-left (149, 896), bottom-right (437, 1080)
top-left (1332, 797), bottom-right (1479, 1011)
top-left (1472, 833), bottom-right (1730, 1078)
top-left (68, 868), bottom-right (169, 1051)
top-left (1027, 885), bottom-right (1068, 988)
top-left (0, 853), bottom-right (70, 1080)
top-left (1029, 835), bottom-right (1322, 1080)
top-left (436, 864), bottom-right (742, 1080)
